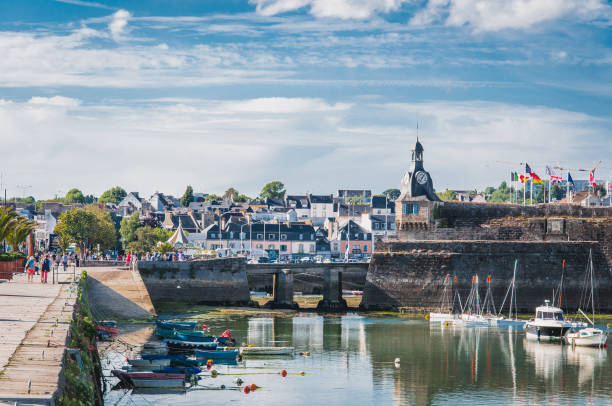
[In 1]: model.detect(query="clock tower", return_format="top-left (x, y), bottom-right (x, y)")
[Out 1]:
top-left (399, 138), bottom-right (440, 202)
top-left (395, 138), bottom-right (441, 238)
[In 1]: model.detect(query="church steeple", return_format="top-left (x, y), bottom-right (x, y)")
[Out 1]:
top-left (411, 138), bottom-right (424, 172)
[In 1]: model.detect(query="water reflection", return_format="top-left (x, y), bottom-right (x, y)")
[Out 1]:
top-left (104, 316), bottom-right (612, 406)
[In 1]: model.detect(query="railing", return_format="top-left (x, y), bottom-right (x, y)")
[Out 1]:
top-left (0, 258), bottom-right (26, 280)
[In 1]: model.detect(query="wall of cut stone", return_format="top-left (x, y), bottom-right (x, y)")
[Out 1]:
top-left (361, 240), bottom-right (612, 312)
top-left (136, 258), bottom-right (251, 306)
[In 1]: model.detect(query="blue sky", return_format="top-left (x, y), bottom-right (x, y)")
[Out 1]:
top-left (1, 0), bottom-right (611, 199)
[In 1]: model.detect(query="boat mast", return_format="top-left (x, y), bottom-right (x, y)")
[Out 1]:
top-left (590, 249), bottom-right (595, 326)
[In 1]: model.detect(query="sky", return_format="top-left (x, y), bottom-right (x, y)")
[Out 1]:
top-left (1, 0), bottom-right (611, 200)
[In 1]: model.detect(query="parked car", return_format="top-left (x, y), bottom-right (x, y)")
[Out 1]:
top-left (299, 256), bottom-right (313, 263)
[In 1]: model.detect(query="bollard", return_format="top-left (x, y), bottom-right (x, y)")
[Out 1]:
top-left (27, 379), bottom-right (31, 394)
top-left (42, 350), bottom-right (45, 360)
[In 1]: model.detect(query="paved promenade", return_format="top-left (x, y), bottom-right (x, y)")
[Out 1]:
top-left (0, 273), bottom-right (77, 405)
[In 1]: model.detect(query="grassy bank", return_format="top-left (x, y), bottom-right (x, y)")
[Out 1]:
top-left (55, 271), bottom-right (104, 406)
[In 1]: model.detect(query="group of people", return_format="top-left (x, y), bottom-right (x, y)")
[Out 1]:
top-left (23, 252), bottom-right (75, 283)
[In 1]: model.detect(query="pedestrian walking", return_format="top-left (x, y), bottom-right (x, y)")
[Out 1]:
top-left (24, 256), bottom-right (35, 283)
top-left (61, 253), bottom-right (68, 271)
top-left (34, 253), bottom-right (40, 275)
top-left (41, 254), bottom-right (50, 283)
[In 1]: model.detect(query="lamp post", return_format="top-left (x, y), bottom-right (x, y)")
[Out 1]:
top-left (240, 223), bottom-right (248, 255)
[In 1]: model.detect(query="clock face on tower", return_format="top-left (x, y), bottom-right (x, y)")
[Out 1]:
top-left (415, 171), bottom-right (428, 185)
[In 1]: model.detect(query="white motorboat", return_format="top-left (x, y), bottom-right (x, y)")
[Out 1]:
top-left (131, 378), bottom-right (185, 388)
top-left (564, 250), bottom-right (608, 347)
top-left (128, 358), bottom-right (171, 368)
top-left (525, 300), bottom-right (572, 341)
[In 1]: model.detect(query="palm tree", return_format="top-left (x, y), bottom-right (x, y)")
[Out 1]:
top-left (0, 207), bottom-right (18, 253)
top-left (6, 217), bottom-right (37, 252)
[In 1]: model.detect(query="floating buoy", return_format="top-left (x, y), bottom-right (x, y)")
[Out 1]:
top-left (394, 358), bottom-right (400, 364)
top-left (424, 314), bottom-right (429, 320)
top-left (281, 369), bottom-right (287, 377)
top-left (220, 384), bottom-right (226, 389)
top-left (304, 352), bottom-right (310, 357)
top-left (235, 378), bottom-right (244, 385)
top-left (605, 343), bottom-right (608, 348)
top-left (299, 371), bottom-right (305, 375)
top-left (243, 385), bottom-right (251, 394)
top-left (248, 344), bottom-right (254, 347)
top-left (250, 383), bottom-right (258, 391)
top-left (211, 370), bottom-right (218, 377)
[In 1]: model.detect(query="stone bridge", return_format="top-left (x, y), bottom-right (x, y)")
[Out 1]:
top-left (246, 262), bottom-right (368, 310)
top-left (134, 258), bottom-right (368, 311)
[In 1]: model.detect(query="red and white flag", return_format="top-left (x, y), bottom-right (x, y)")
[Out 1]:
top-left (590, 171), bottom-right (596, 188)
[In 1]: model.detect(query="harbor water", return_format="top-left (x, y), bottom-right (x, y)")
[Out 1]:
top-left (102, 314), bottom-right (612, 405)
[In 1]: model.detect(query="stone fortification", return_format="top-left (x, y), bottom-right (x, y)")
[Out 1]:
top-left (136, 258), bottom-right (251, 306)
top-left (362, 240), bottom-right (612, 312)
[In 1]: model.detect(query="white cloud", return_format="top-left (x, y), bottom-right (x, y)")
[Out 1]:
top-left (0, 96), bottom-right (609, 199)
top-left (251, 0), bottom-right (409, 19)
top-left (109, 9), bottom-right (131, 39)
top-left (413, 0), bottom-right (611, 32)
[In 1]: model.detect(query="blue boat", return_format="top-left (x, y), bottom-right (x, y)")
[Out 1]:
top-left (156, 320), bottom-right (197, 331)
top-left (141, 354), bottom-right (188, 361)
top-left (166, 340), bottom-right (218, 351)
top-left (155, 328), bottom-right (178, 339)
top-left (174, 332), bottom-right (215, 342)
top-left (194, 349), bottom-right (239, 360)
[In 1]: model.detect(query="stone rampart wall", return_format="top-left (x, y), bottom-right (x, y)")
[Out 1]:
top-left (361, 240), bottom-right (612, 312)
top-left (136, 258), bottom-right (251, 305)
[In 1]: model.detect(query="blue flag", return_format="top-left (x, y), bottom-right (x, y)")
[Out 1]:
top-left (525, 163), bottom-right (532, 174)
top-left (568, 172), bottom-right (575, 187)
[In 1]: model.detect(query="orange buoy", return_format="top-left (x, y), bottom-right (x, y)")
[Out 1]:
top-left (243, 385), bottom-right (251, 394)
top-left (250, 383), bottom-right (258, 391)
top-left (281, 369), bottom-right (287, 377)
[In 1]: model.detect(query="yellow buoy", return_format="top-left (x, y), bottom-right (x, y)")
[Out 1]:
top-left (424, 314), bottom-right (429, 320)
top-left (304, 351), bottom-right (310, 356)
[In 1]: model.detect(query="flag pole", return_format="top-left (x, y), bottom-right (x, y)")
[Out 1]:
top-left (530, 180), bottom-right (533, 205)
top-left (523, 179), bottom-right (526, 205)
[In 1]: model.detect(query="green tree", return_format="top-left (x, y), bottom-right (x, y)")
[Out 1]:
top-left (180, 185), bottom-right (194, 207)
top-left (152, 227), bottom-right (173, 242)
top-left (126, 226), bottom-right (158, 253)
top-left (489, 182), bottom-right (510, 203)
top-left (99, 186), bottom-right (126, 204)
top-left (157, 242), bottom-right (173, 255)
top-left (234, 194), bottom-right (250, 203)
top-left (0, 207), bottom-right (18, 252)
top-left (84, 194), bottom-right (97, 204)
top-left (205, 194), bottom-right (223, 201)
top-left (437, 189), bottom-right (457, 201)
top-left (223, 187), bottom-right (239, 200)
top-left (55, 207), bottom-right (117, 258)
top-left (260, 181), bottom-right (285, 199)
top-left (6, 217), bottom-right (37, 251)
top-left (551, 183), bottom-right (566, 201)
top-left (382, 188), bottom-right (400, 200)
top-left (65, 188), bottom-right (86, 204)
top-left (348, 196), bottom-right (363, 204)
top-left (120, 212), bottom-right (141, 247)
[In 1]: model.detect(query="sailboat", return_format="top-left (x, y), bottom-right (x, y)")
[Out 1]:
top-left (496, 260), bottom-right (526, 328)
top-left (429, 274), bottom-right (460, 322)
top-left (459, 275), bottom-right (489, 326)
top-left (565, 250), bottom-right (608, 347)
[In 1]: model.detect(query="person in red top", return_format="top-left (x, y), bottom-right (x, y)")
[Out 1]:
top-left (126, 252), bottom-right (131, 266)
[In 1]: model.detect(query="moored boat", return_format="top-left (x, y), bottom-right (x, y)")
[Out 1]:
top-left (131, 378), bottom-right (185, 388)
top-left (174, 332), bottom-right (216, 342)
top-left (156, 320), bottom-right (197, 331)
top-left (166, 340), bottom-right (218, 351)
top-left (194, 349), bottom-right (239, 360)
top-left (525, 301), bottom-right (572, 341)
top-left (128, 358), bottom-right (171, 368)
top-left (239, 346), bottom-right (294, 355)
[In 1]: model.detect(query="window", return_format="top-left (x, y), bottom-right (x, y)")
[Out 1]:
top-left (268, 244), bottom-right (275, 249)
top-left (269, 234), bottom-right (275, 239)
top-left (354, 233), bottom-right (359, 239)
top-left (363, 245), bottom-right (368, 252)
top-left (257, 234), bottom-right (263, 240)
top-left (281, 234), bottom-right (287, 240)
top-left (299, 234), bottom-right (303, 240)
top-left (309, 245), bottom-right (315, 253)
top-left (211, 233), bottom-right (216, 238)
top-left (402, 203), bottom-right (419, 215)
top-left (311, 234), bottom-right (314, 240)
top-left (229, 232), bottom-right (234, 239)
top-left (256, 244), bottom-right (263, 249)
top-left (298, 244), bottom-right (304, 253)
top-left (280, 245), bottom-right (288, 252)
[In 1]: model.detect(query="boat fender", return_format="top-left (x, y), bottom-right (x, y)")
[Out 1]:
top-left (211, 369), bottom-right (218, 377)
top-left (605, 343), bottom-right (608, 348)
top-left (235, 378), bottom-right (244, 385)
top-left (243, 385), bottom-right (251, 394)
top-left (220, 384), bottom-right (226, 389)
top-left (394, 358), bottom-right (400, 364)
top-left (299, 371), bottom-right (305, 375)
top-left (304, 352), bottom-right (310, 356)
top-left (250, 383), bottom-right (258, 391)
top-left (281, 369), bottom-right (287, 377)
top-left (424, 314), bottom-right (429, 320)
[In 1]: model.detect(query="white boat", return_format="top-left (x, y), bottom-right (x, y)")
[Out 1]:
top-left (494, 260), bottom-right (526, 328)
top-left (428, 274), bottom-right (460, 323)
top-left (525, 301), bottom-right (572, 341)
top-left (239, 346), bottom-right (295, 355)
top-left (564, 250), bottom-right (608, 347)
top-left (128, 358), bottom-right (171, 368)
top-left (131, 378), bottom-right (185, 388)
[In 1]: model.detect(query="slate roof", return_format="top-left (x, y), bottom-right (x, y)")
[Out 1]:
top-left (286, 195), bottom-right (310, 209)
top-left (309, 194), bottom-right (333, 204)
top-left (371, 195), bottom-right (394, 209)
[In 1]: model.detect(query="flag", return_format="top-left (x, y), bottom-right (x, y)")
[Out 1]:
top-left (590, 171), bottom-right (596, 188)
top-left (568, 172), bottom-right (575, 187)
top-left (526, 163), bottom-right (544, 183)
top-left (513, 172), bottom-right (519, 182)
top-left (519, 174), bottom-right (530, 183)
top-left (546, 165), bottom-right (563, 182)
top-left (510, 172), bottom-right (515, 182)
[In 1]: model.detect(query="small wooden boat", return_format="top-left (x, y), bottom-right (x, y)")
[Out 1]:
top-left (99, 320), bottom-right (117, 328)
top-left (239, 346), bottom-right (294, 356)
top-left (155, 327), bottom-right (178, 339)
top-left (142, 354), bottom-right (188, 361)
top-left (166, 340), bottom-right (218, 351)
top-left (153, 367), bottom-right (201, 377)
top-left (194, 349), bottom-right (239, 360)
top-left (131, 378), bottom-right (185, 388)
top-left (95, 325), bottom-right (118, 335)
top-left (143, 341), bottom-right (167, 350)
top-left (156, 320), bottom-right (197, 331)
top-left (128, 358), bottom-right (171, 368)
